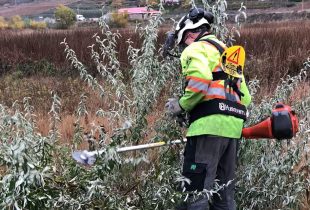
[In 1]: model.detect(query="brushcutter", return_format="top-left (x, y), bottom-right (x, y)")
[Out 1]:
top-left (72, 139), bottom-right (187, 165)
top-left (72, 103), bottom-right (299, 166)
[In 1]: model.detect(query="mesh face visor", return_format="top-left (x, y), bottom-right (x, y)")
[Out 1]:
top-left (163, 8), bottom-right (215, 58)
top-left (176, 8), bottom-right (214, 44)
top-left (162, 32), bottom-right (178, 58)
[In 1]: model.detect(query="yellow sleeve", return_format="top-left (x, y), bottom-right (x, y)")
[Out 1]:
top-left (240, 75), bottom-right (252, 107)
top-left (179, 42), bottom-right (214, 111)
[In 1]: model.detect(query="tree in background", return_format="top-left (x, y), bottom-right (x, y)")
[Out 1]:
top-left (54, 4), bottom-right (76, 29)
top-left (9, 15), bottom-right (24, 29)
top-left (138, 0), bottom-right (160, 7)
top-left (0, 16), bottom-right (8, 29)
top-left (29, 20), bottom-right (47, 29)
top-left (149, 0), bottom-right (160, 6)
top-left (111, 0), bottom-right (124, 9)
top-left (110, 11), bottom-right (129, 28)
top-left (181, 0), bottom-right (192, 8)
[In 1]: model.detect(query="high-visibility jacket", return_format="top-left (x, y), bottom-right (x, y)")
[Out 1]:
top-left (179, 34), bottom-right (252, 138)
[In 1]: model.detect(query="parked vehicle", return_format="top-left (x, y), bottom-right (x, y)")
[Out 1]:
top-left (76, 14), bottom-right (86, 21)
top-left (163, 0), bottom-right (180, 5)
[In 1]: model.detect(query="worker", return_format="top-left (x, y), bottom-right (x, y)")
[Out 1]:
top-left (164, 7), bottom-right (252, 210)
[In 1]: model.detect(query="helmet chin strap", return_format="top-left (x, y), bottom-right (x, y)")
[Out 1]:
top-left (194, 28), bottom-right (210, 42)
top-left (175, 29), bottom-right (208, 56)
top-left (179, 43), bottom-right (188, 53)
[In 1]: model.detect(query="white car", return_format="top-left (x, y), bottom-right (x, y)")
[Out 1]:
top-left (76, 14), bottom-right (86, 21)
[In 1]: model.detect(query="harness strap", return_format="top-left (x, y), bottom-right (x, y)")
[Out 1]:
top-left (202, 38), bottom-right (244, 99)
top-left (187, 38), bottom-right (247, 123)
top-left (202, 38), bottom-right (225, 55)
top-left (189, 98), bottom-right (247, 124)
top-left (212, 71), bottom-right (227, 80)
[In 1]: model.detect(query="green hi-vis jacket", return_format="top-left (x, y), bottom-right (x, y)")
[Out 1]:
top-left (179, 34), bottom-right (252, 138)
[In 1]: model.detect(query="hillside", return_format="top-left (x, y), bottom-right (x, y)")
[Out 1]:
top-left (0, 0), bottom-right (309, 22)
top-left (0, 0), bottom-right (80, 17)
top-left (0, 0), bottom-right (106, 18)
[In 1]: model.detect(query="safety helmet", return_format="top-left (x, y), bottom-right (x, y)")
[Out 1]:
top-left (175, 8), bottom-right (214, 45)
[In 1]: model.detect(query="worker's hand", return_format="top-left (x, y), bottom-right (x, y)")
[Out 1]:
top-left (175, 113), bottom-right (188, 127)
top-left (165, 98), bottom-right (183, 116)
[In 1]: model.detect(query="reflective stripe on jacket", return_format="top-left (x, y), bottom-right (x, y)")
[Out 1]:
top-left (179, 34), bottom-right (251, 138)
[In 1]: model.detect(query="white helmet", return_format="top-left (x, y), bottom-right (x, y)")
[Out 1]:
top-left (175, 8), bottom-right (214, 44)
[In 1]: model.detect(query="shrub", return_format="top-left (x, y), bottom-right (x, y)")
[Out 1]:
top-left (236, 59), bottom-right (310, 209)
top-left (23, 18), bottom-right (31, 28)
top-left (9, 15), bottom-right (24, 29)
top-left (181, 0), bottom-right (192, 8)
top-left (0, 5), bottom-right (183, 208)
top-left (143, 0), bottom-right (160, 6)
top-left (110, 12), bottom-right (129, 28)
top-left (0, 1), bottom-right (309, 209)
top-left (54, 4), bottom-right (76, 29)
top-left (29, 20), bottom-right (47, 29)
top-left (111, 0), bottom-right (124, 9)
top-left (15, 59), bottom-right (56, 77)
top-left (0, 16), bottom-right (8, 29)
top-left (138, 0), bottom-right (159, 7)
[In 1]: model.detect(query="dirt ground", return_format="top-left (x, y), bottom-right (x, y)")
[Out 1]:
top-left (0, 0), bottom-right (80, 17)
top-left (247, 1), bottom-right (310, 14)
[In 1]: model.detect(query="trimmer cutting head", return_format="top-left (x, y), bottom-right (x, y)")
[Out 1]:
top-left (72, 150), bottom-right (96, 165)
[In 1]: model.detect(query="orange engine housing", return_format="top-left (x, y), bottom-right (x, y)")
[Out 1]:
top-left (242, 103), bottom-right (298, 140)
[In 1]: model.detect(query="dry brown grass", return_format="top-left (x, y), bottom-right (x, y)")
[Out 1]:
top-left (0, 20), bottom-right (309, 146)
top-left (0, 20), bottom-right (308, 87)
top-left (237, 20), bottom-right (310, 97)
top-left (289, 81), bottom-right (310, 103)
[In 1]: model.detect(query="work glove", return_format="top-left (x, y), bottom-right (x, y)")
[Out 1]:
top-left (175, 112), bottom-right (188, 127)
top-left (165, 98), bottom-right (183, 116)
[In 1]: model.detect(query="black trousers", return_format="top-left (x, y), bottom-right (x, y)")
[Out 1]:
top-left (179, 135), bottom-right (237, 210)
